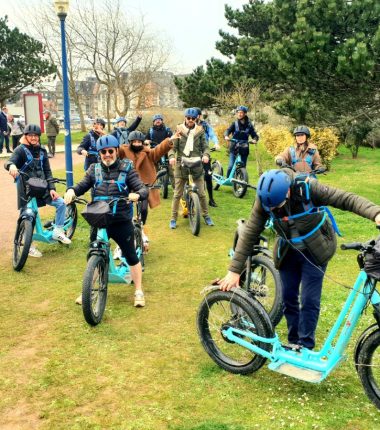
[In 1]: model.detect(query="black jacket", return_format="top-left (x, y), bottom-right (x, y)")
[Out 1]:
top-left (224, 117), bottom-right (259, 142)
top-left (147, 124), bottom-right (172, 148)
top-left (76, 130), bottom-right (101, 169)
top-left (4, 143), bottom-right (55, 208)
top-left (70, 159), bottom-right (148, 222)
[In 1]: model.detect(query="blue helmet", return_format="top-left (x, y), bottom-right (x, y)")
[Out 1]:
top-left (184, 108), bottom-right (198, 118)
top-left (96, 135), bottom-right (119, 152)
top-left (115, 117), bottom-right (127, 124)
top-left (152, 114), bottom-right (163, 122)
top-left (257, 169), bottom-right (291, 210)
top-left (236, 105), bottom-right (248, 113)
top-left (192, 107), bottom-right (202, 116)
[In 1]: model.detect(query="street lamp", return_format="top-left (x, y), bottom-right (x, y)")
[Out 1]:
top-left (54, 0), bottom-right (73, 187)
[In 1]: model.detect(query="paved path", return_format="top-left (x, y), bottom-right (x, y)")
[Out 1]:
top-left (0, 148), bottom-right (82, 255)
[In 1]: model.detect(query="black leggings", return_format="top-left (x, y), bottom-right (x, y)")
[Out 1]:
top-left (90, 220), bottom-right (139, 266)
top-left (203, 161), bottom-right (214, 200)
top-left (140, 199), bottom-right (148, 225)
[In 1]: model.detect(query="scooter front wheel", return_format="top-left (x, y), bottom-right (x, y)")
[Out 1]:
top-left (233, 168), bottom-right (248, 198)
top-left (188, 192), bottom-right (201, 236)
top-left (13, 219), bottom-right (34, 271)
top-left (82, 255), bottom-right (108, 326)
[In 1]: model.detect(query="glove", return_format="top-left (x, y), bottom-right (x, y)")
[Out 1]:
top-left (275, 158), bottom-right (284, 167)
top-left (64, 189), bottom-right (76, 205)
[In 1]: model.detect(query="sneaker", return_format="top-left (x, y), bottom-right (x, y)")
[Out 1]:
top-left (75, 294), bottom-right (82, 305)
top-left (52, 228), bottom-right (72, 244)
top-left (113, 245), bottom-right (122, 260)
top-left (142, 232), bottom-right (149, 254)
top-left (169, 219), bottom-right (177, 229)
top-left (134, 290), bottom-right (145, 307)
top-left (47, 153), bottom-right (53, 158)
top-left (203, 215), bottom-right (214, 226)
top-left (209, 199), bottom-right (218, 207)
top-left (28, 246), bottom-right (42, 258)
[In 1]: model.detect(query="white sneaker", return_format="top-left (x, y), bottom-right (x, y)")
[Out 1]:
top-left (29, 246), bottom-right (42, 258)
top-left (75, 294), bottom-right (82, 305)
top-left (113, 245), bottom-right (122, 260)
top-left (52, 228), bottom-right (72, 245)
top-left (142, 232), bottom-right (149, 254)
top-left (134, 290), bottom-right (145, 307)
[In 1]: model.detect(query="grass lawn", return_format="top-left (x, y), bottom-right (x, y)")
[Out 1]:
top-left (0, 144), bottom-right (379, 429)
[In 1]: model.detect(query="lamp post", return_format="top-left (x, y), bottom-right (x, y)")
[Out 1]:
top-left (54, 0), bottom-right (73, 187)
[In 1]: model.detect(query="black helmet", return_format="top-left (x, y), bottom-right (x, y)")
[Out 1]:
top-left (128, 131), bottom-right (145, 142)
top-left (293, 125), bottom-right (310, 138)
top-left (24, 124), bottom-right (41, 136)
top-left (94, 118), bottom-right (106, 127)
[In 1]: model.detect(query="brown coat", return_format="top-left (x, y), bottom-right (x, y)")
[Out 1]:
top-left (275, 142), bottom-right (322, 172)
top-left (118, 138), bottom-right (173, 209)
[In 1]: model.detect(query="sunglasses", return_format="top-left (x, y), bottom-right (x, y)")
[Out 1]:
top-left (186, 116), bottom-right (197, 121)
top-left (100, 148), bottom-right (115, 155)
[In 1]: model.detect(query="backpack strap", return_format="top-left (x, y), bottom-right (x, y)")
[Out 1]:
top-left (115, 159), bottom-right (133, 192)
top-left (20, 145), bottom-right (44, 172)
top-left (89, 133), bottom-right (97, 151)
top-left (94, 163), bottom-right (103, 187)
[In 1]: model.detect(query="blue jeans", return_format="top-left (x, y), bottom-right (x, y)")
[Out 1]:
top-left (226, 150), bottom-right (248, 178)
top-left (49, 197), bottom-right (66, 228)
top-left (279, 248), bottom-right (327, 349)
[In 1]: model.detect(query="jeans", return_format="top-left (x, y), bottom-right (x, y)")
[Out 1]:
top-left (226, 151), bottom-right (248, 178)
top-left (279, 248), bottom-right (327, 349)
top-left (49, 197), bottom-right (66, 228)
top-left (0, 133), bottom-right (11, 152)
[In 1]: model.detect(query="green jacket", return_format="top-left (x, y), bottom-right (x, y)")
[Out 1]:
top-left (169, 123), bottom-right (209, 179)
top-left (45, 117), bottom-right (60, 137)
top-left (230, 169), bottom-right (380, 273)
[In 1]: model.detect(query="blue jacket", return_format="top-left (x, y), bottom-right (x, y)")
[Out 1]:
top-left (0, 111), bottom-right (8, 133)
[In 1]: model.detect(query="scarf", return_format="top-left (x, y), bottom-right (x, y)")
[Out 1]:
top-left (183, 127), bottom-right (196, 156)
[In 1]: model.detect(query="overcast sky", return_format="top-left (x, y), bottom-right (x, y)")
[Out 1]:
top-left (0, 0), bottom-right (244, 73)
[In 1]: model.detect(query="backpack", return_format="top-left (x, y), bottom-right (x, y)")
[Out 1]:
top-left (115, 127), bottom-right (129, 145)
top-left (233, 119), bottom-right (254, 140)
top-left (289, 146), bottom-right (315, 168)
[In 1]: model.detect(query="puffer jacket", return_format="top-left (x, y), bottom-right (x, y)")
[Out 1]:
top-left (230, 169), bottom-right (380, 274)
top-left (70, 159), bottom-right (148, 223)
top-left (168, 123), bottom-right (209, 180)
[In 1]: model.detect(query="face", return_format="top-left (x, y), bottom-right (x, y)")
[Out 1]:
top-left (99, 147), bottom-right (118, 166)
top-left (117, 121), bottom-right (126, 127)
top-left (185, 116), bottom-right (197, 127)
top-left (25, 134), bottom-right (40, 146)
top-left (295, 133), bottom-right (307, 144)
top-left (153, 119), bottom-right (163, 127)
top-left (93, 122), bottom-right (105, 133)
top-left (236, 110), bottom-right (246, 120)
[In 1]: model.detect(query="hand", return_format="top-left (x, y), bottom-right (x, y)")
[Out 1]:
top-left (202, 155), bottom-right (210, 164)
top-left (251, 139), bottom-right (257, 144)
top-left (64, 189), bottom-right (76, 205)
top-left (128, 192), bottom-right (140, 202)
top-left (224, 136), bottom-right (230, 141)
top-left (81, 149), bottom-right (88, 157)
top-left (169, 158), bottom-right (176, 167)
top-left (170, 131), bottom-right (181, 140)
top-left (144, 140), bottom-right (151, 145)
top-left (137, 110), bottom-right (143, 117)
top-left (275, 158), bottom-right (284, 167)
top-left (9, 164), bottom-right (19, 179)
top-left (50, 190), bottom-right (59, 200)
top-left (375, 213), bottom-right (380, 226)
top-left (214, 144), bottom-right (220, 151)
top-left (218, 271), bottom-right (240, 291)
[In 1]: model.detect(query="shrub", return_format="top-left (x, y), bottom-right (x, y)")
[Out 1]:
top-left (259, 125), bottom-right (293, 158)
top-left (311, 127), bottom-right (340, 168)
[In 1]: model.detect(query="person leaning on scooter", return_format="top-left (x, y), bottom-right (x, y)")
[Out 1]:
top-left (4, 124), bottom-right (71, 257)
top-left (64, 135), bottom-right (149, 307)
top-left (275, 125), bottom-right (324, 173)
top-left (219, 168), bottom-right (380, 350)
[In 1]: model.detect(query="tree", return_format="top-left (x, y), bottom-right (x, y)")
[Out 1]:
top-left (0, 16), bottom-right (56, 106)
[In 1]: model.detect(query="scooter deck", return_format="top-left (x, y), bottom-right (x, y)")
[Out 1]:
top-left (269, 362), bottom-right (324, 383)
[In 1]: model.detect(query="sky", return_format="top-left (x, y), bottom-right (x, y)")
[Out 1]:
top-left (0, 0), bottom-right (245, 74)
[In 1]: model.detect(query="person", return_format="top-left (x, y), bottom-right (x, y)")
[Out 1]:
top-left (64, 135), bottom-right (148, 307)
top-left (44, 110), bottom-right (60, 158)
top-left (0, 106), bottom-right (12, 153)
top-left (224, 105), bottom-right (259, 177)
top-left (111, 112), bottom-right (142, 146)
top-left (9, 115), bottom-right (24, 150)
top-left (77, 118), bottom-right (106, 170)
top-left (4, 124), bottom-right (71, 258)
top-left (144, 114), bottom-right (172, 148)
top-left (168, 108), bottom-right (214, 229)
top-left (144, 114), bottom-right (174, 189)
top-left (275, 126), bottom-right (323, 172)
top-left (193, 107), bottom-right (220, 207)
top-left (118, 129), bottom-right (178, 226)
top-left (219, 168), bottom-right (380, 350)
